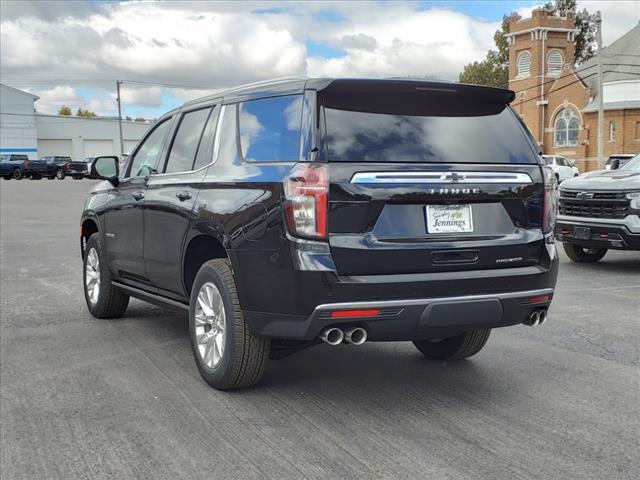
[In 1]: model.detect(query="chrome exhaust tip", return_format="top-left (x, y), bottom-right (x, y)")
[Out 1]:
top-left (344, 327), bottom-right (367, 346)
top-left (320, 327), bottom-right (344, 346)
top-left (538, 309), bottom-right (548, 325)
top-left (528, 311), bottom-right (541, 326)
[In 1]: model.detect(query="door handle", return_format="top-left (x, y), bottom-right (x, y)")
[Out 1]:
top-left (131, 191), bottom-right (145, 201)
top-left (176, 191), bottom-right (192, 201)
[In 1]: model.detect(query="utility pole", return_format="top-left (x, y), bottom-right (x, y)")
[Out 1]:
top-left (116, 80), bottom-right (124, 158)
top-left (595, 11), bottom-right (604, 168)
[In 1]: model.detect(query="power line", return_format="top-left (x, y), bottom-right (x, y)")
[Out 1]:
top-left (513, 62), bottom-right (639, 94)
top-left (512, 70), bottom-right (640, 107)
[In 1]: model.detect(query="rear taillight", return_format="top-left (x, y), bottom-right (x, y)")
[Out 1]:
top-left (542, 165), bottom-right (558, 234)
top-left (284, 163), bottom-right (328, 239)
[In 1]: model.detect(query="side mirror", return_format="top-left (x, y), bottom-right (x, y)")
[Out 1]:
top-left (609, 159), bottom-right (620, 170)
top-left (91, 156), bottom-right (119, 185)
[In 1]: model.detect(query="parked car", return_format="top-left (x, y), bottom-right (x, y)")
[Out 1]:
top-left (67, 157), bottom-right (95, 179)
top-left (541, 155), bottom-right (580, 182)
top-left (556, 153), bottom-right (640, 262)
top-left (80, 78), bottom-right (559, 390)
top-left (0, 154), bottom-right (29, 180)
top-left (27, 156), bottom-right (70, 179)
top-left (605, 154), bottom-right (635, 170)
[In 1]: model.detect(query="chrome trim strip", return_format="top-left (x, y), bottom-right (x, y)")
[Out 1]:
top-left (350, 171), bottom-right (533, 184)
top-left (313, 288), bottom-right (554, 312)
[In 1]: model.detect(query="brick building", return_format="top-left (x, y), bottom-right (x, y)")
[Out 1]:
top-left (507, 10), bottom-right (640, 171)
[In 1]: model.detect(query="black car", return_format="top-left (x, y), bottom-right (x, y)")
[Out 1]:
top-left (80, 78), bottom-right (559, 390)
top-left (0, 154), bottom-right (29, 179)
top-left (67, 157), bottom-right (95, 179)
top-left (27, 156), bottom-right (70, 179)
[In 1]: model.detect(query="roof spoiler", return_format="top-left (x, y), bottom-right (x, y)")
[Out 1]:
top-left (318, 79), bottom-right (515, 117)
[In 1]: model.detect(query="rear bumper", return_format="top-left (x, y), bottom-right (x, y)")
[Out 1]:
top-left (237, 238), bottom-right (559, 340)
top-left (244, 287), bottom-right (554, 341)
top-left (556, 219), bottom-right (640, 250)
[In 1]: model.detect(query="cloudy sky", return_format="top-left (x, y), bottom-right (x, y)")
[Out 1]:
top-left (1, 0), bottom-right (638, 118)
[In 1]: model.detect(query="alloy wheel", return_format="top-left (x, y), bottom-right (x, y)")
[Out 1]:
top-left (194, 282), bottom-right (226, 368)
top-left (85, 248), bottom-right (100, 304)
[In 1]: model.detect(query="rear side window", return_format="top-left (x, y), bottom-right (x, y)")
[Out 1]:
top-left (322, 107), bottom-right (537, 164)
top-left (165, 107), bottom-right (212, 173)
top-left (192, 107), bottom-right (218, 171)
top-left (238, 95), bottom-right (302, 162)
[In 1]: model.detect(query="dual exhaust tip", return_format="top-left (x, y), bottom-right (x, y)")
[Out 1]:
top-left (527, 309), bottom-right (548, 326)
top-left (320, 327), bottom-right (367, 346)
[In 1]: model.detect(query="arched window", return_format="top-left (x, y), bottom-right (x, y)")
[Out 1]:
top-left (554, 108), bottom-right (580, 147)
top-left (517, 51), bottom-right (531, 77)
top-left (548, 50), bottom-right (563, 75)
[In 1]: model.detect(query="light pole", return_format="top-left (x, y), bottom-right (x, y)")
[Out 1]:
top-left (595, 11), bottom-right (604, 168)
top-left (116, 80), bottom-right (124, 158)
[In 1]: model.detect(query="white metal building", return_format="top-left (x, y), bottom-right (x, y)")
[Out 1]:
top-left (1, 83), bottom-right (39, 159)
top-left (1, 83), bottom-right (150, 160)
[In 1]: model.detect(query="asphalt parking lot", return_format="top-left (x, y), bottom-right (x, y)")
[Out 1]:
top-left (1, 179), bottom-right (639, 480)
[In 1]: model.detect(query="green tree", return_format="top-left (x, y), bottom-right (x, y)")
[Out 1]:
top-left (57, 105), bottom-right (72, 116)
top-left (76, 108), bottom-right (97, 118)
top-left (544, 0), bottom-right (596, 64)
top-left (134, 117), bottom-right (146, 122)
top-left (459, 50), bottom-right (509, 89)
top-left (459, 2), bottom-right (597, 87)
top-left (459, 13), bottom-right (519, 89)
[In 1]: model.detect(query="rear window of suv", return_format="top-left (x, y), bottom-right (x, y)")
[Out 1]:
top-left (322, 107), bottom-right (537, 164)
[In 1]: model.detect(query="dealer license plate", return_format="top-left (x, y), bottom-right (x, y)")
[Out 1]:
top-left (426, 205), bottom-right (473, 234)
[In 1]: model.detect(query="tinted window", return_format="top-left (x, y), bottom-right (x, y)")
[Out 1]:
top-left (322, 107), bottom-right (537, 163)
top-left (192, 107), bottom-right (218, 170)
top-left (128, 119), bottom-right (171, 177)
top-left (238, 95), bottom-right (302, 162)
top-left (556, 157), bottom-right (567, 166)
top-left (165, 108), bottom-right (212, 173)
top-left (216, 105), bottom-right (240, 164)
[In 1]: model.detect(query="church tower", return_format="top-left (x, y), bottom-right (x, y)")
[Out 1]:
top-left (507, 9), bottom-right (578, 147)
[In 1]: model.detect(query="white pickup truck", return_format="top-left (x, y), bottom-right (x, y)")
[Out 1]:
top-left (555, 154), bottom-right (640, 262)
top-left (542, 155), bottom-right (580, 183)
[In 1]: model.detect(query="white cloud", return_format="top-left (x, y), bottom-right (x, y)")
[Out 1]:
top-left (2, 0), bottom-right (637, 115)
top-left (118, 86), bottom-right (163, 106)
top-left (30, 85), bottom-right (83, 114)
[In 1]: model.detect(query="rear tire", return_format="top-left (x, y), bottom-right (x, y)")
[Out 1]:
top-left (12, 168), bottom-right (22, 180)
top-left (83, 234), bottom-right (129, 318)
top-left (413, 329), bottom-right (491, 360)
top-left (562, 242), bottom-right (607, 263)
top-left (189, 259), bottom-right (269, 390)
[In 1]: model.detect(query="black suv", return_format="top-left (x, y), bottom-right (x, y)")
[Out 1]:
top-left (80, 78), bottom-right (559, 390)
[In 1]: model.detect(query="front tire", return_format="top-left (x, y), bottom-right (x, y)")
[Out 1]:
top-left (55, 168), bottom-right (65, 180)
top-left (189, 259), bottom-right (269, 390)
top-left (12, 168), bottom-right (22, 180)
top-left (562, 242), bottom-right (607, 263)
top-left (413, 329), bottom-right (491, 360)
top-left (83, 234), bottom-right (129, 318)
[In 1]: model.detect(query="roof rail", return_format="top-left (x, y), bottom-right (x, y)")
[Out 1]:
top-left (183, 76), bottom-right (308, 105)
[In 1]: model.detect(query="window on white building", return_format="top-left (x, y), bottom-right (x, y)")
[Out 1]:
top-left (517, 51), bottom-right (531, 77)
top-left (554, 108), bottom-right (580, 147)
top-left (547, 50), bottom-right (563, 75)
